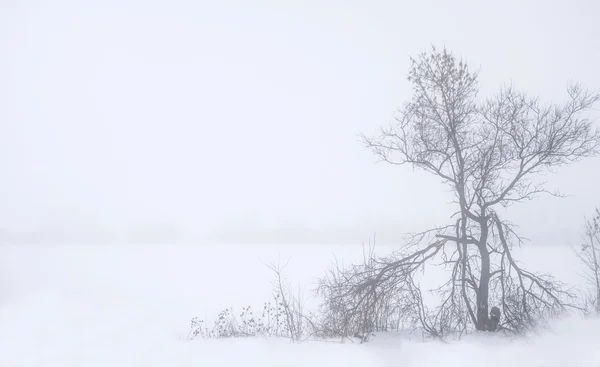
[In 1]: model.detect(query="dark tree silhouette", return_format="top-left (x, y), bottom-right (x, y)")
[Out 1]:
top-left (319, 46), bottom-right (600, 337)
top-left (573, 208), bottom-right (600, 315)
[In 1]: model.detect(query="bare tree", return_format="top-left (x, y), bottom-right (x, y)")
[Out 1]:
top-left (573, 208), bottom-right (600, 315)
top-left (333, 46), bottom-right (600, 335)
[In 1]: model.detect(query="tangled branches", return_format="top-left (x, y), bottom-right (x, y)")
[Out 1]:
top-left (573, 208), bottom-right (600, 315)
top-left (317, 212), bottom-right (581, 339)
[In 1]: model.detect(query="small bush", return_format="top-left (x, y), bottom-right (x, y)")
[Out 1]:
top-left (188, 260), bottom-right (314, 341)
top-left (188, 298), bottom-right (294, 339)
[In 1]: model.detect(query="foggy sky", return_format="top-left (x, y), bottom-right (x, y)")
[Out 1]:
top-left (1, 0), bottom-right (599, 245)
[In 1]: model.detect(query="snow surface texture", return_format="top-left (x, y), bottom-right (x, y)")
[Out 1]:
top-left (1, 244), bottom-right (599, 366)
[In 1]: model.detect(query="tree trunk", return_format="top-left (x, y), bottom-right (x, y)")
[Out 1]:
top-left (476, 246), bottom-right (491, 330)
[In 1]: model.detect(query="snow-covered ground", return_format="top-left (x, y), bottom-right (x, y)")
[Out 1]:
top-left (1, 243), bottom-right (599, 366)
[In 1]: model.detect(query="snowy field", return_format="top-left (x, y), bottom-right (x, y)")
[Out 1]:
top-left (1, 243), bottom-right (599, 366)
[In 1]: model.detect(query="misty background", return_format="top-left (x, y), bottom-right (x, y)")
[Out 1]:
top-left (1, 0), bottom-right (599, 246)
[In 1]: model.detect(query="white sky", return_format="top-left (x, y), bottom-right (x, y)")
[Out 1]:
top-left (1, 0), bottom-right (599, 245)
